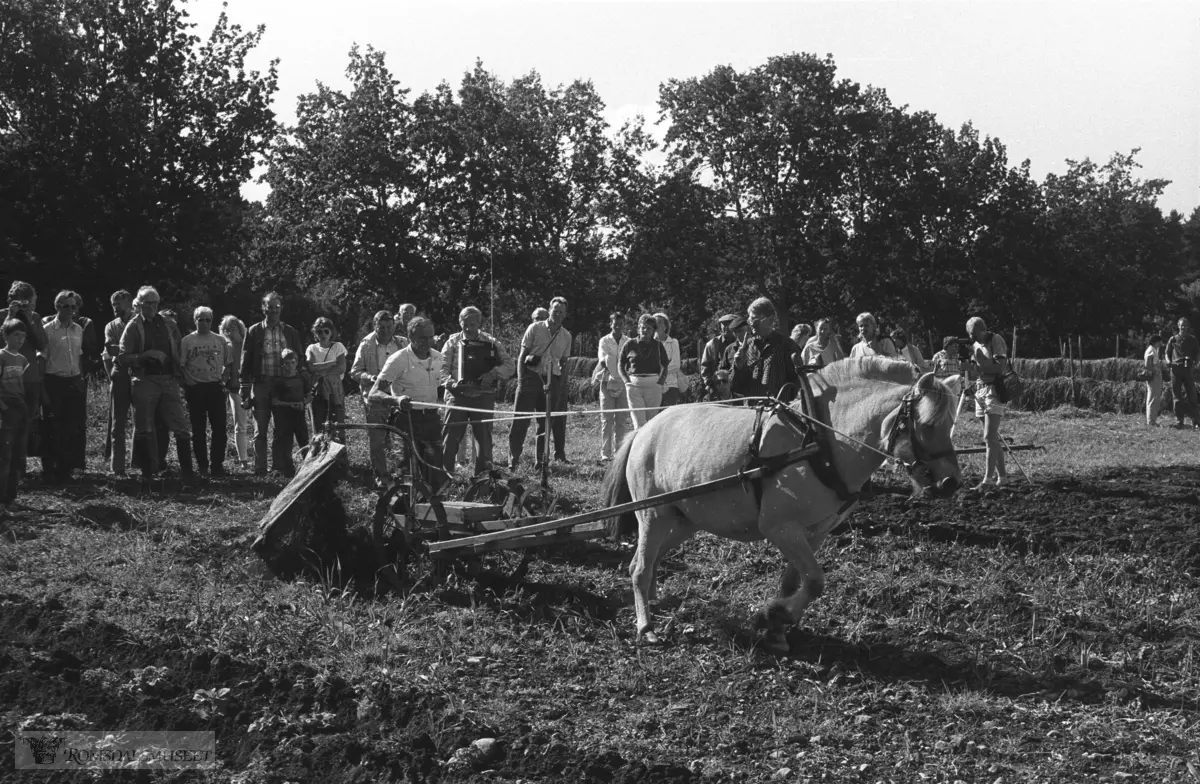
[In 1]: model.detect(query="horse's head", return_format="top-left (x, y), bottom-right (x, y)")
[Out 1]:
top-left (882, 372), bottom-right (962, 498)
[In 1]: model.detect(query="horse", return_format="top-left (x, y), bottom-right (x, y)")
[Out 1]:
top-left (600, 357), bottom-right (963, 651)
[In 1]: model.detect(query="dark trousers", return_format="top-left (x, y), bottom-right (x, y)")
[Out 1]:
top-left (509, 373), bottom-right (567, 464)
top-left (271, 406), bottom-right (308, 477)
top-left (0, 397), bottom-right (28, 503)
top-left (43, 374), bottom-right (87, 478)
top-left (185, 381), bottom-right (228, 472)
top-left (1172, 366), bottom-right (1199, 424)
top-left (21, 379), bottom-right (42, 473)
top-left (396, 408), bottom-right (445, 489)
top-left (442, 393), bottom-right (494, 475)
top-left (107, 373), bottom-right (132, 474)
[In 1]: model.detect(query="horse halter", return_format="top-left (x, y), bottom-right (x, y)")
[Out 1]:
top-left (884, 390), bottom-right (956, 475)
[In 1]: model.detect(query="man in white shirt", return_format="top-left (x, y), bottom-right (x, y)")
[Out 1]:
top-left (369, 316), bottom-right (446, 487)
top-left (595, 312), bottom-right (630, 462)
top-left (42, 290), bottom-right (86, 481)
top-left (509, 297), bottom-right (572, 470)
top-left (351, 310), bottom-right (407, 483)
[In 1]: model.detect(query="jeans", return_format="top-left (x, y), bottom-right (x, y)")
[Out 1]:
top-left (509, 373), bottom-right (567, 464)
top-left (108, 372), bottom-right (132, 474)
top-left (227, 390), bottom-right (251, 463)
top-left (312, 397), bottom-right (345, 441)
top-left (185, 381), bottom-right (228, 472)
top-left (271, 406), bottom-right (308, 477)
top-left (1146, 378), bottom-right (1163, 425)
top-left (250, 380), bottom-right (277, 474)
top-left (131, 375), bottom-right (192, 477)
top-left (599, 384), bottom-right (630, 459)
top-left (442, 392), bottom-right (494, 475)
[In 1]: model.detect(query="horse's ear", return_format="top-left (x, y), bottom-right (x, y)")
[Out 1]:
top-left (809, 373), bottom-right (837, 403)
top-left (941, 374), bottom-right (965, 398)
top-left (915, 372), bottom-right (938, 396)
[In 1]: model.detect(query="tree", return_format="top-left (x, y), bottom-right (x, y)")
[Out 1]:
top-left (0, 0), bottom-right (278, 306)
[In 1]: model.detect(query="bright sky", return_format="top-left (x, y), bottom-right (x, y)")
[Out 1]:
top-left (191, 0), bottom-right (1200, 216)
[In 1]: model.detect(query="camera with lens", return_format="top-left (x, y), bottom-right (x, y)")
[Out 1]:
top-left (10, 300), bottom-right (29, 312)
top-left (954, 337), bottom-right (975, 363)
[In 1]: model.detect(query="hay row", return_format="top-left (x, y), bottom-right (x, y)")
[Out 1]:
top-left (1011, 378), bottom-right (1173, 415)
top-left (1010, 357), bottom-right (1155, 383)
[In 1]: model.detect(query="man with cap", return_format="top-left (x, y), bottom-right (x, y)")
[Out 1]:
top-left (700, 313), bottom-right (738, 400)
top-left (713, 316), bottom-right (750, 401)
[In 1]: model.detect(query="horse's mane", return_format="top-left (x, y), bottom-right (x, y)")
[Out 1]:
top-left (816, 357), bottom-right (957, 426)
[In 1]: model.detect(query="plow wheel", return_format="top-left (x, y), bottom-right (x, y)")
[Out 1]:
top-left (371, 476), bottom-right (449, 593)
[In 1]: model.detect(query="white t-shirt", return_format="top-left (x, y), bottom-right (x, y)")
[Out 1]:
top-left (306, 341), bottom-right (347, 366)
top-left (378, 346), bottom-right (444, 404)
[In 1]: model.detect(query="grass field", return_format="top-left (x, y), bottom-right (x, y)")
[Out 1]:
top-left (2, 386), bottom-right (1200, 782)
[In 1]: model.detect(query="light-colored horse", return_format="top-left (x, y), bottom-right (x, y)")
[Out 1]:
top-left (601, 357), bottom-right (963, 650)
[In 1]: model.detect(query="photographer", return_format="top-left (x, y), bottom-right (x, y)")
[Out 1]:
top-left (967, 316), bottom-right (1008, 489)
top-left (6, 282), bottom-right (48, 472)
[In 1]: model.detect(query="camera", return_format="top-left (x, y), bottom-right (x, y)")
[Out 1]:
top-left (954, 337), bottom-right (975, 363)
top-left (10, 300), bottom-right (29, 312)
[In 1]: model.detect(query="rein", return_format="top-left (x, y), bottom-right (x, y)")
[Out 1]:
top-left (882, 390), bottom-right (958, 473)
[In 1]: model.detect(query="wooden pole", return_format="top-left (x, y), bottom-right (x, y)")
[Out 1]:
top-left (1011, 327), bottom-right (1018, 360)
top-left (1115, 334), bottom-right (1120, 359)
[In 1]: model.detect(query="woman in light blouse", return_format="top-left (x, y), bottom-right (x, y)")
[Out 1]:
top-left (654, 312), bottom-right (683, 406)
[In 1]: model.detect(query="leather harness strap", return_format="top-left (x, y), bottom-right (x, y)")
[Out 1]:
top-left (742, 373), bottom-right (860, 510)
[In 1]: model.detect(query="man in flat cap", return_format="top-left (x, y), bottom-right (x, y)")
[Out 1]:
top-left (700, 313), bottom-right (739, 400)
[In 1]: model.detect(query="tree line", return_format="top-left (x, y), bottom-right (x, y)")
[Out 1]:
top-left (3, 0), bottom-right (1199, 357)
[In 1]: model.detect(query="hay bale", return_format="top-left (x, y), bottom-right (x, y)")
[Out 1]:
top-left (1011, 357), bottom-right (1147, 383)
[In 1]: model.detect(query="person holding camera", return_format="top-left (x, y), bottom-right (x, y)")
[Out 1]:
top-left (967, 316), bottom-right (1008, 489)
top-left (240, 292), bottom-right (307, 476)
top-left (439, 306), bottom-right (513, 476)
top-left (6, 282), bottom-right (47, 472)
top-left (1165, 318), bottom-right (1200, 429)
top-left (509, 297), bottom-right (572, 470)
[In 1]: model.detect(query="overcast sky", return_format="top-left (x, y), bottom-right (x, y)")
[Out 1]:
top-left (191, 0), bottom-right (1200, 216)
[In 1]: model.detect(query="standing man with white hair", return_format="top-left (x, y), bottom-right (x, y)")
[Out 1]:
top-left (967, 315), bottom-right (1008, 489)
top-left (181, 306), bottom-right (232, 476)
top-left (510, 297), bottom-right (572, 470)
top-left (42, 290), bottom-right (87, 481)
top-left (351, 310), bottom-right (407, 484)
top-left (119, 286), bottom-right (194, 481)
top-left (849, 312), bottom-right (898, 359)
top-left (440, 306), bottom-right (514, 476)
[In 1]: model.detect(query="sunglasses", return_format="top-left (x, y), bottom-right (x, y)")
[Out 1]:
top-left (197, 317), bottom-right (212, 322)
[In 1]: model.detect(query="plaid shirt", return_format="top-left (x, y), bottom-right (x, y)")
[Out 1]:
top-left (259, 324), bottom-right (284, 378)
top-left (931, 349), bottom-right (961, 379)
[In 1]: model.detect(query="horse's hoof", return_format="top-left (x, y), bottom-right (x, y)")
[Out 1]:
top-left (640, 629), bottom-right (661, 645)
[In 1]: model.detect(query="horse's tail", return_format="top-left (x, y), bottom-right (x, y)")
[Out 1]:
top-left (601, 431), bottom-right (636, 541)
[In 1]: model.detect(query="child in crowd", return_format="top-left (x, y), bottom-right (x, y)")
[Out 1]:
top-left (270, 349), bottom-right (310, 478)
top-left (931, 336), bottom-right (963, 380)
top-left (0, 319), bottom-right (31, 511)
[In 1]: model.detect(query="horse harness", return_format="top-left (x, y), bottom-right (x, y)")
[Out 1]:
top-left (740, 374), bottom-right (949, 512)
top-left (741, 373), bottom-right (858, 512)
